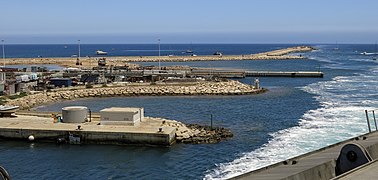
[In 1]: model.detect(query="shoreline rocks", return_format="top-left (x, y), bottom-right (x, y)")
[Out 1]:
top-left (162, 120), bottom-right (233, 144)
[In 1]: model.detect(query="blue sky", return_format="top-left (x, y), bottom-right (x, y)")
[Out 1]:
top-left (1, 0), bottom-right (378, 44)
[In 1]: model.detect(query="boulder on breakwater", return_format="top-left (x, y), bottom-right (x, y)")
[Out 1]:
top-left (161, 120), bottom-right (233, 144)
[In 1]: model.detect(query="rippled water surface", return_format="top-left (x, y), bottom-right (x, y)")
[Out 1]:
top-left (1, 44), bottom-right (377, 179)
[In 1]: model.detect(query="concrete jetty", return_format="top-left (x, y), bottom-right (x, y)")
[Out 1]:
top-left (0, 111), bottom-right (234, 146)
top-left (188, 70), bottom-right (324, 78)
top-left (2, 46), bottom-right (314, 68)
top-left (244, 71), bottom-right (324, 78)
top-left (0, 115), bottom-right (176, 146)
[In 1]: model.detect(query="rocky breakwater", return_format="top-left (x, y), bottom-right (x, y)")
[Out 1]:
top-left (6, 80), bottom-right (265, 110)
top-left (161, 119), bottom-right (233, 144)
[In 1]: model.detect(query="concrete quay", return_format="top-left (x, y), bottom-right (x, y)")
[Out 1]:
top-left (0, 111), bottom-right (234, 146)
top-left (0, 115), bottom-right (176, 146)
top-left (188, 70), bottom-right (324, 78)
top-left (245, 71), bottom-right (324, 78)
top-left (232, 131), bottom-right (378, 180)
top-left (2, 46), bottom-right (314, 68)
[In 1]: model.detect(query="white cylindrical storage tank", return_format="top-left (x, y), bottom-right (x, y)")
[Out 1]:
top-left (62, 106), bottom-right (88, 123)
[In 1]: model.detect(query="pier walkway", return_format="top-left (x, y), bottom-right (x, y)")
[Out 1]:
top-left (0, 115), bottom-right (176, 146)
top-left (187, 70), bottom-right (324, 78)
top-left (245, 71), bottom-right (324, 78)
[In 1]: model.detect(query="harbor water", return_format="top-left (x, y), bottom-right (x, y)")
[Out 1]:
top-left (1, 44), bottom-right (377, 179)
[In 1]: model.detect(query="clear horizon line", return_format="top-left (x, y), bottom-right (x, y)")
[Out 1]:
top-left (1, 42), bottom-right (376, 45)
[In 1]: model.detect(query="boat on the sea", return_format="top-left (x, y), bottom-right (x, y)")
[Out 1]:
top-left (333, 41), bottom-right (339, 50)
top-left (0, 105), bottom-right (19, 113)
top-left (213, 51), bottom-right (223, 56)
top-left (96, 50), bottom-right (108, 55)
top-left (185, 49), bottom-right (193, 54)
top-left (360, 52), bottom-right (375, 55)
top-left (373, 43), bottom-right (377, 60)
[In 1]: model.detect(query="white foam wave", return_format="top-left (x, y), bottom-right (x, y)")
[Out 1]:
top-left (205, 71), bottom-right (377, 179)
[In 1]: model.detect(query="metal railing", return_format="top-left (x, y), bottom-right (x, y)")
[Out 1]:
top-left (0, 166), bottom-right (10, 180)
top-left (365, 109), bottom-right (378, 133)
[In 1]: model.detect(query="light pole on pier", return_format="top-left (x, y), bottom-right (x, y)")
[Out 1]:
top-left (158, 38), bottom-right (161, 70)
top-left (1, 40), bottom-right (5, 67)
top-left (78, 40), bottom-right (81, 60)
top-left (76, 40), bottom-right (81, 66)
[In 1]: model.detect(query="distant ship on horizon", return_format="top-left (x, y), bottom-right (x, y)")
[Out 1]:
top-left (96, 50), bottom-right (108, 55)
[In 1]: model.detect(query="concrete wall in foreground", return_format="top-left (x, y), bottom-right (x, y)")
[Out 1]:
top-left (233, 131), bottom-right (378, 180)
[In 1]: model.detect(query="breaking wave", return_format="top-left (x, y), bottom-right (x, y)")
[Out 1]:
top-left (204, 55), bottom-right (378, 180)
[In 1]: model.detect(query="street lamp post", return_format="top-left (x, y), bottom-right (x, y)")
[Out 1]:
top-left (1, 40), bottom-right (5, 67)
top-left (78, 40), bottom-right (81, 59)
top-left (158, 38), bottom-right (161, 70)
top-left (76, 40), bottom-right (81, 66)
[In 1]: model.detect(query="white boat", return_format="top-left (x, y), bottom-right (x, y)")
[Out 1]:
top-left (0, 105), bottom-right (19, 113)
top-left (96, 50), bottom-right (108, 55)
top-left (213, 51), bottom-right (223, 56)
top-left (361, 52), bottom-right (375, 55)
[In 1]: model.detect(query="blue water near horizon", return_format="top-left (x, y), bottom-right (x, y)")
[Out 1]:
top-left (1, 44), bottom-right (378, 179)
top-left (3, 44), bottom-right (308, 58)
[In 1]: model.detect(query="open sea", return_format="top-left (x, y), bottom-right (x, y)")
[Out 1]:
top-left (1, 44), bottom-right (378, 179)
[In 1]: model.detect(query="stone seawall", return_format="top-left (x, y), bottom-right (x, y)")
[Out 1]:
top-left (6, 80), bottom-right (265, 110)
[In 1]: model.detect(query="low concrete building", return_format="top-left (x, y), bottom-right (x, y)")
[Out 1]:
top-left (100, 107), bottom-right (144, 126)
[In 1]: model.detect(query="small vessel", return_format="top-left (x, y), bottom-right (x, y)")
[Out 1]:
top-left (213, 51), bottom-right (223, 56)
top-left (361, 52), bottom-right (375, 55)
top-left (0, 105), bottom-right (19, 113)
top-left (333, 41), bottom-right (339, 50)
top-left (373, 42), bottom-right (377, 60)
top-left (96, 50), bottom-right (108, 55)
top-left (184, 42), bottom-right (194, 54)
